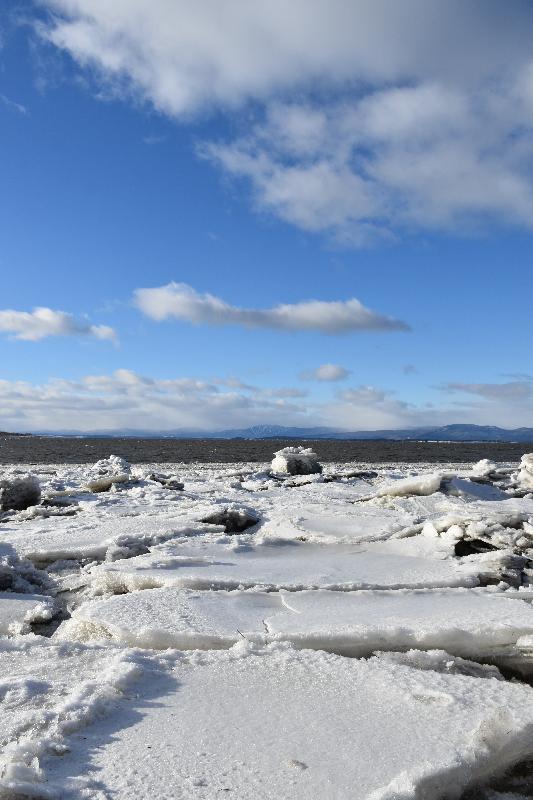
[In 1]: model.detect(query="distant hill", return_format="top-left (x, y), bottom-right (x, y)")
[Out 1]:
top-left (7, 423), bottom-right (533, 442)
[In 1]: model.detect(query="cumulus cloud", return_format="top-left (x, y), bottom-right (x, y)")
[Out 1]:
top-left (300, 364), bottom-right (351, 382)
top-left (0, 307), bottom-right (117, 343)
top-left (40, 0), bottom-right (533, 242)
top-left (134, 283), bottom-right (409, 334)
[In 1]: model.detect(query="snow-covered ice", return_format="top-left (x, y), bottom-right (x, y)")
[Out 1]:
top-left (39, 643), bottom-right (533, 800)
top-left (2, 454), bottom-right (533, 798)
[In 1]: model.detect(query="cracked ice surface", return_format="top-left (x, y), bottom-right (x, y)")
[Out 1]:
top-left (2, 457), bottom-right (533, 798)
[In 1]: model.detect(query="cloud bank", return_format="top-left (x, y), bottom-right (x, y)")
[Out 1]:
top-left (41, 0), bottom-right (533, 242)
top-left (134, 283), bottom-right (409, 334)
top-left (0, 370), bottom-right (531, 433)
top-left (0, 307), bottom-right (117, 343)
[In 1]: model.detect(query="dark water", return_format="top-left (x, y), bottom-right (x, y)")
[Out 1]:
top-left (0, 435), bottom-right (531, 464)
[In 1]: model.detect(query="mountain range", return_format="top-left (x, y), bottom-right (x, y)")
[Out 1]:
top-left (11, 424), bottom-right (533, 442)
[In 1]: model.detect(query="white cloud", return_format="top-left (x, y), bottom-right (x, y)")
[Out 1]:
top-left (40, 1), bottom-right (533, 115)
top-left (300, 364), bottom-right (351, 382)
top-left (134, 282), bottom-right (409, 334)
top-left (0, 307), bottom-right (117, 343)
top-left (40, 1), bottom-right (533, 242)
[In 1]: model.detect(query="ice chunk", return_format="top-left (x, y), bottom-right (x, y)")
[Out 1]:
top-left (200, 505), bottom-right (259, 533)
top-left (40, 643), bottom-right (533, 800)
top-left (257, 506), bottom-right (417, 544)
top-left (0, 592), bottom-right (55, 634)
top-left (516, 453), bottom-right (533, 490)
top-left (471, 459), bottom-right (498, 478)
top-left (271, 446), bottom-right (322, 475)
top-left (88, 538), bottom-right (482, 594)
top-left (147, 472), bottom-right (184, 490)
top-left (443, 477), bottom-right (507, 501)
top-left (59, 588), bottom-right (283, 648)
top-left (0, 543), bottom-right (50, 594)
top-left (1, 511), bottom-right (209, 564)
top-left (86, 454), bottom-right (131, 492)
top-left (0, 473), bottom-right (40, 511)
top-left (374, 472), bottom-right (443, 498)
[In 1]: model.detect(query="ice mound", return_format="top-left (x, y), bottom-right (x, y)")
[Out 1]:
top-left (271, 446), bottom-right (322, 476)
top-left (86, 454), bottom-right (131, 492)
top-left (516, 453), bottom-right (533, 490)
top-left (200, 505), bottom-right (259, 533)
top-left (0, 473), bottom-right (40, 511)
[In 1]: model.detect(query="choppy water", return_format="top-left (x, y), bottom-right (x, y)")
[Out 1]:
top-left (0, 434), bottom-right (530, 464)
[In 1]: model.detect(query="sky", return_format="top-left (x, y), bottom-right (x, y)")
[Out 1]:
top-left (0, 0), bottom-right (532, 433)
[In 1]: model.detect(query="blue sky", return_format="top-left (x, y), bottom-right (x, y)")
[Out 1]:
top-left (0, 0), bottom-right (532, 432)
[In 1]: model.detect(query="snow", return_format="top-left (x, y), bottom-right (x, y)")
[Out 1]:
top-left (0, 637), bottom-right (143, 797)
top-left (271, 446), bottom-right (322, 475)
top-left (3, 455), bottom-right (533, 797)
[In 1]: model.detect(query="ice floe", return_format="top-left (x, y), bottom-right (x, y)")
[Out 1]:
top-left (59, 585), bottom-right (533, 662)
top-left (37, 643), bottom-right (533, 800)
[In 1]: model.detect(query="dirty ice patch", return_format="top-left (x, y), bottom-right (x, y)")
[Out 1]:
top-left (41, 643), bottom-right (533, 800)
top-left (0, 593), bottom-right (55, 635)
top-left (87, 538), bottom-right (482, 594)
top-left (0, 637), bottom-right (144, 798)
